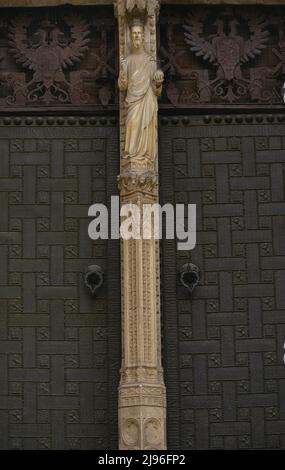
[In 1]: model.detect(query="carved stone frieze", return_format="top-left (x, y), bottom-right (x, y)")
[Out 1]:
top-left (1, 1), bottom-right (285, 8)
top-left (0, 6), bottom-right (117, 110)
top-left (119, 366), bottom-right (164, 384)
top-left (159, 5), bottom-right (285, 107)
top-left (119, 382), bottom-right (166, 408)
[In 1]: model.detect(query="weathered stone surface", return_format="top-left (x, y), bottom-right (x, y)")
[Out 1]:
top-left (1, 0), bottom-right (285, 8)
top-left (163, 0), bottom-right (285, 4)
top-left (160, 4), bottom-right (285, 108)
top-left (0, 8), bottom-right (117, 111)
top-left (0, 0), bottom-right (111, 7)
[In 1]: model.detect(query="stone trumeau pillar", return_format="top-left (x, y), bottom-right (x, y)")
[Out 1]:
top-left (114, 0), bottom-right (167, 450)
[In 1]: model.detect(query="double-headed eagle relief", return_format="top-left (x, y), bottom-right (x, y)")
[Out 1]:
top-left (159, 6), bottom-right (285, 106)
top-left (0, 7), bottom-right (117, 110)
top-left (9, 14), bottom-right (90, 104)
top-left (183, 10), bottom-right (269, 103)
top-left (0, 5), bottom-right (283, 109)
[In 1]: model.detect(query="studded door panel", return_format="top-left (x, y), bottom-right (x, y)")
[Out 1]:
top-left (160, 113), bottom-right (285, 449)
top-left (0, 116), bottom-right (120, 449)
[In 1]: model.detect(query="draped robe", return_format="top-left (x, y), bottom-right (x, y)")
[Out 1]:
top-left (122, 52), bottom-right (157, 164)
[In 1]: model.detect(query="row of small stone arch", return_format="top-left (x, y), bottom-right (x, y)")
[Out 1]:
top-left (159, 114), bottom-right (285, 126)
top-left (0, 116), bottom-right (118, 126)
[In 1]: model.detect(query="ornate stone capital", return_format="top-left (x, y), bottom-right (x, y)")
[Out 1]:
top-left (118, 171), bottom-right (158, 197)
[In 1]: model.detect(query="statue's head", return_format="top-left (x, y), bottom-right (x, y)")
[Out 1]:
top-left (129, 18), bottom-right (145, 51)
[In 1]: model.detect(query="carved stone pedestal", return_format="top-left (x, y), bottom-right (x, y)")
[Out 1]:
top-left (119, 383), bottom-right (166, 450)
top-left (118, 171), bottom-right (166, 449)
top-left (117, 170), bottom-right (166, 450)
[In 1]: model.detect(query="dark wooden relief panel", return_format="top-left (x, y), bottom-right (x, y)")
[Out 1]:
top-left (159, 5), bottom-right (285, 108)
top-left (0, 6), bottom-right (117, 111)
top-left (0, 116), bottom-right (120, 449)
top-left (159, 114), bottom-right (285, 449)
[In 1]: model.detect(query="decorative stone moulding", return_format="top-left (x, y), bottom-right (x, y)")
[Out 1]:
top-left (117, 171), bottom-right (158, 197)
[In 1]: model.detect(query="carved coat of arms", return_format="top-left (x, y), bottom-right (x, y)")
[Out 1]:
top-left (8, 14), bottom-right (90, 104)
top-left (183, 9), bottom-right (269, 102)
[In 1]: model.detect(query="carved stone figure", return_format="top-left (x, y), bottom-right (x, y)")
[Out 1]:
top-left (118, 18), bottom-right (164, 168)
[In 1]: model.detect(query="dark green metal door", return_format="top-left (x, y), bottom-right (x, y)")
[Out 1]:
top-left (160, 113), bottom-right (285, 450)
top-left (0, 116), bottom-right (120, 449)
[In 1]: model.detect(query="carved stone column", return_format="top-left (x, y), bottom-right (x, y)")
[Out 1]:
top-left (114, 0), bottom-right (167, 450)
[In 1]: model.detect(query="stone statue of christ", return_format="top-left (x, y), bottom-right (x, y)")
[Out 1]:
top-left (118, 19), bottom-right (164, 167)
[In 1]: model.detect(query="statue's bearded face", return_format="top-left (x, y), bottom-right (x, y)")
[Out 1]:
top-left (130, 26), bottom-right (144, 50)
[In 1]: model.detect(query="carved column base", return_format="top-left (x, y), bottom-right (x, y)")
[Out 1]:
top-left (119, 383), bottom-right (166, 450)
